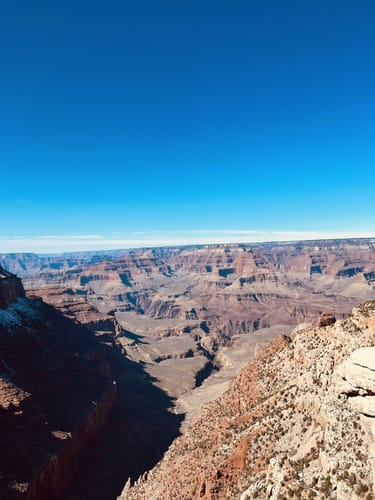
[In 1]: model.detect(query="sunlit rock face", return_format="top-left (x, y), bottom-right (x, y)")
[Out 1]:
top-left (121, 301), bottom-right (375, 500)
top-left (2, 239), bottom-right (375, 348)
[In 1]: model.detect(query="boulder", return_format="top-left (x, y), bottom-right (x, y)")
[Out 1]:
top-left (318, 312), bottom-right (336, 327)
top-left (336, 347), bottom-right (375, 394)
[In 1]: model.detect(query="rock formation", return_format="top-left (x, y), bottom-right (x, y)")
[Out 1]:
top-left (1, 239), bottom-right (375, 499)
top-left (0, 266), bottom-right (25, 308)
top-left (120, 301), bottom-right (375, 500)
top-left (0, 265), bottom-right (185, 500)
top-left (0, 266), bottom-right (116, 499)
top-left (317, 312), bottom-right (336, 327)
top-left (3, 239), bottom-right (373, 411)
top-left (2, 239), bottom-right (375, 345)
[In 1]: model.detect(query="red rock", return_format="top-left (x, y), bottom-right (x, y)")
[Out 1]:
top-left (318, 312), bottom-right (336, 327)
top-left (0, 270), bottom-right (117, 499)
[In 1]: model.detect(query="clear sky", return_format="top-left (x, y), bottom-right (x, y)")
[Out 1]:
top-left (1, 1), bottom-right (375, 252)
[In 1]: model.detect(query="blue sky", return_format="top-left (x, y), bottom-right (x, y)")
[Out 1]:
top-left (1, 1), bottom-right (375, 252)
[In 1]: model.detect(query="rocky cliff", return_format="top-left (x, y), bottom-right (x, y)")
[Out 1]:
top-left (0, 266), bottom-right (25, 308)
top-left (121, 301), bottom-right (375, 500)
top-left (0, 266), bottom-right (116, 500)
top-left (2, 241), bottom-right (375, 499)
top-left (4, 239), bottom-right (375, 344)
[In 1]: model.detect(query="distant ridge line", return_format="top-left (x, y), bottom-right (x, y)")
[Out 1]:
top-left (1, 235), bottom-right (375, 257)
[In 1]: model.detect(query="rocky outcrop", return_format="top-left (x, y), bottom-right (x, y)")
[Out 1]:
top-left (334, 335), bottom-right (375, 494)
top-left (318, 312), bottom-right (336, 327)
top-left (336, 346), bottom-right (375, 394)
top-left (0, 280), bottom-right (116, 499)
top-left (121, 301), bottom-right (375, 500)
top-left (0, 266), bottom-right (25, 309)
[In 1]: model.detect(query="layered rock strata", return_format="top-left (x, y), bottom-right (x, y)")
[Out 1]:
top-left (2, 239), bottom-right (374, 348)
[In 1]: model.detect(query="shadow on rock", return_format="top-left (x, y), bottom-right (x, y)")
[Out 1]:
top-left (58, 345), bottom-right (184, 500)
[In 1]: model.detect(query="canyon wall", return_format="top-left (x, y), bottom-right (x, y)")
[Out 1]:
top-left (1, 240), bottom-right (375, 499)
top-left (121, 301), bottom-right (375, 500)
top-left (0, 266), bottom-right (25, 308)
top-left (3, 239), bottom-right (374, 350)
top-left (0, 266), bottom-right (116, 500)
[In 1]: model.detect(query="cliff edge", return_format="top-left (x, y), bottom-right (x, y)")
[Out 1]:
top-left (121, 301), bottom-right (375, 499)
top-left (0, 266), bottom-right (25, 308)
top-left (0, 266), bottom-right (116, 500)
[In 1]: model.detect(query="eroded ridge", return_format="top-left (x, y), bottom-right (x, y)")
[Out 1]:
top-left (121, 301), bottom-right (375, 500)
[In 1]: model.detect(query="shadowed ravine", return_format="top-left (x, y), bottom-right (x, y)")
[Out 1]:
top-left (58, 347), bottom-right (184, 500)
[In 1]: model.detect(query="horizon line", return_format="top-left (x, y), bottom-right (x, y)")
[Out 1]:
top-left (0, 230), bottom-right (375, 254)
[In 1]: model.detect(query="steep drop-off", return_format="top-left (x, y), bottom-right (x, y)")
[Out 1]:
top-left (4, 240), bottom-right (374, 411)
top-left (0, 266), bottom-right (116, 500)
top-left (2, 240), bottom-right (375, 499)
top-left (0, 266), bottom-right (185, 500)
top-left (121, 302), bottom-right (375, 500)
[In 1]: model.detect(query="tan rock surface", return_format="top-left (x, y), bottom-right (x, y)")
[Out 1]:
top-left (120, 301), bottom-right (375, 500)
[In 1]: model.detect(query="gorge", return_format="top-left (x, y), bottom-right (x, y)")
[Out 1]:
top-left (1, 238), bottom-right (375, 499)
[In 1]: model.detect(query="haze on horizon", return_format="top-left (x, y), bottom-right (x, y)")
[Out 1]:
top-left (1, 230), bottom-right (375, 254)
top-left (1, 1), bottom-right (374, 253)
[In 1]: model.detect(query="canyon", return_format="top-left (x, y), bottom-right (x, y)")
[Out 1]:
top-left (1, 238), bottom-right (375, 498)
top-left (122, 301), bottom-right (375, 499)
top-left (0, 267), bottom-right (116, 499)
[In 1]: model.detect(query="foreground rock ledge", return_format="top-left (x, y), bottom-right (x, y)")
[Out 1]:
top-left (0, 266), bottom-right (117, 500)
top-left (119, 301), bottom-right (375, 500)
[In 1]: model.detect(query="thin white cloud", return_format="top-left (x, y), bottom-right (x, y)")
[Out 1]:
top-left (38, 234), bottom-right (104, 240)
top-left (0, 230), bottom-right (374, 254)
top-left (131, 229), bottom-right (267, 235)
